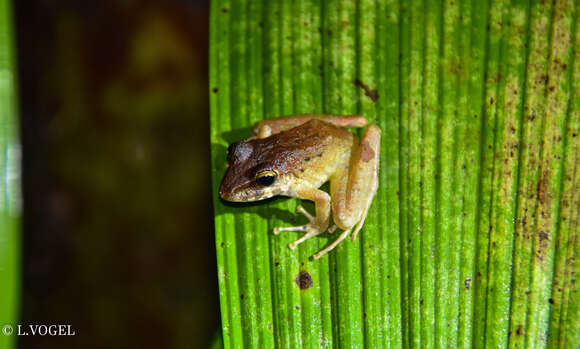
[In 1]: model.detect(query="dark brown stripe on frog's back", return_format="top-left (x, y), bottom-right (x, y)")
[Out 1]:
top-left (247, 119), bottom-right (354, 176)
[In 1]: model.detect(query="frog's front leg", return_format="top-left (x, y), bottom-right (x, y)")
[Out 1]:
top-left (253, 114), bottom-right (367, 138)
top-left (313, 124), bottom-right (381, 259)
top-left (272, 188), bottom-right (330, 250)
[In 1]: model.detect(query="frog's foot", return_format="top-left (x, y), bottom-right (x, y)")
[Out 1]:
top-left (273, 205), bottom-right (333, 250)
top-left (288, 226), bottom-right (324, 250)
top-left (296, 205), bottom-right (314, 222)
top-left (272, 205), bottom-right (315, 236)
top-left (313, 228), bottom-right (352, 260)
top-left (296, 206), bottom-right (336, 234)
top-left (273, 224), bottom-right (324, 250)
top-left (273, 224), bottom-right (308, 235)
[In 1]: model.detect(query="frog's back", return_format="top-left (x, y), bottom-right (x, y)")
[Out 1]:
top-left (271, 119), bottom-right (353, 152)
top-left (249, 119), bottom-right (353, 184)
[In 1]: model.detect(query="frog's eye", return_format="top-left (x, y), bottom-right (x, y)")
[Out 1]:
top-left (256, 170), bottom-right (277, 186)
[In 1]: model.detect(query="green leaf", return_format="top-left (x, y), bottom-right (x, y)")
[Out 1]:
top-left (210, 0), bottom-right (580, 348)
top-left (0, 0), bottom-right (20, 348)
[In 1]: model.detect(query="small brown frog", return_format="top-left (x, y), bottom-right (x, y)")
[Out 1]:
top-left (219, 115), bottom-right (380, 259)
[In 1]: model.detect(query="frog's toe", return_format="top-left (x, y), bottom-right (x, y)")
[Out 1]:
top-left (313, 228), bottom-right (352, 259)
top-left (273, 206), bottom-right (318, 239)
top-left (273, 224), bottom-right (308, 235)
top-left (288, 226), bottom-right (322, 249)
top-left (327, 225), bottom-right (338, 234)
top-left (296, 205), bottom-right (314, 222)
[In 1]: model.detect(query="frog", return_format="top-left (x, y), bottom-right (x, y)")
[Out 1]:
top-left (219, 115), bottom-right (381, 259)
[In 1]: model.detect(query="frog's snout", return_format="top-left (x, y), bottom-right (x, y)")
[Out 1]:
top-left (218, 182), bottom-right (235, 201)
top-left (219, 190), bottom-right (234, 201)
top-left (219, 179), bottom-right (270, 202)
top-left (218, 179), bottom-right (248, 202)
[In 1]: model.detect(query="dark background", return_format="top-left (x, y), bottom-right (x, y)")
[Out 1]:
top-left (14, 0), bottom-right (218, 348)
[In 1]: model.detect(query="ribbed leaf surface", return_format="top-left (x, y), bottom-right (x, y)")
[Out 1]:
top-left (210, 0), bottom-right (580, 348)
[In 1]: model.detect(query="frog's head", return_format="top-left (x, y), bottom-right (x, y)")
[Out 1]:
top-left (219, 140), bottom-right (289, 202)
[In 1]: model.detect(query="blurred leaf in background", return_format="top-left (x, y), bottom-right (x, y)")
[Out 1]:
top-left (0, 0), bottom-right (20, 347)
top-left (15, 1), bottom-right (218, 348)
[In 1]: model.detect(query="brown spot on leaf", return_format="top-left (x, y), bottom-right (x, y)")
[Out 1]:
top-left (516, 324), bottom-right (523, 336)
top-left (538, 170), bottom-right (549, 204)
top-left (212, 87), bottom-right (219, 93)
top-left (295, 271), bottom-right (313, 290)
top-left (354, 79), bottom-right (379, 102)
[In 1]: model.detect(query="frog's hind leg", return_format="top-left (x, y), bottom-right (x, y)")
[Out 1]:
top-left (313, 124), bottom-right (381, 259)
top-left (252, 115), bottom-right (368, 138)
top-left (351, 200), bottom-right (371, 241)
